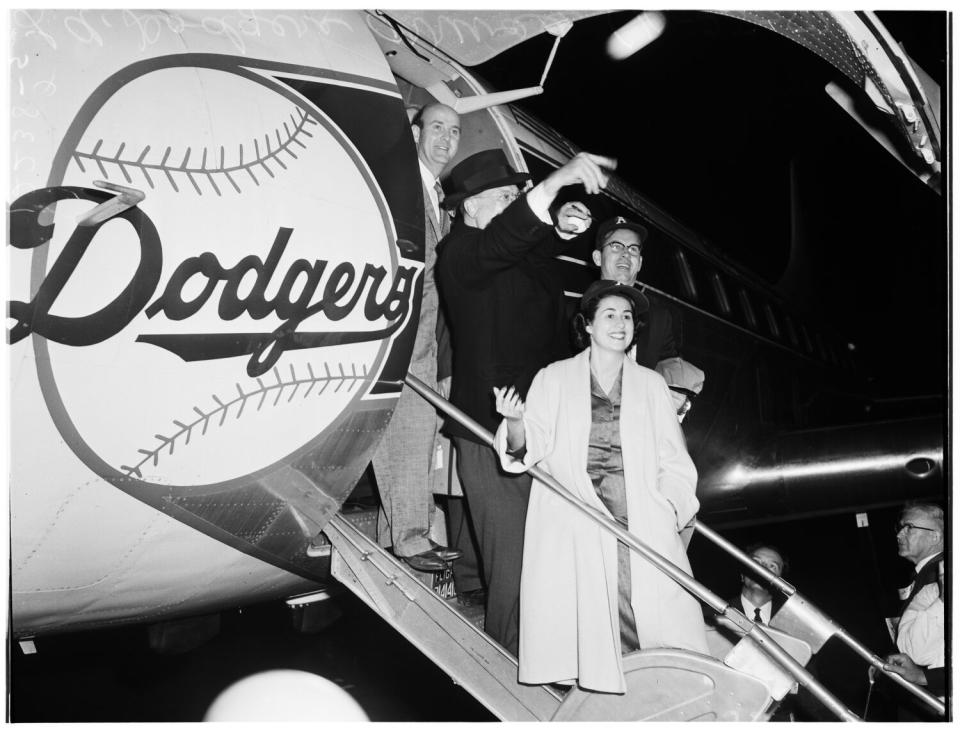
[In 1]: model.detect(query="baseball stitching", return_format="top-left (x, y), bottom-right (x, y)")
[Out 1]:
top-left (71, 106), bottom-right (318, 195)
top-left (120, 360), bottom-right (370, 478)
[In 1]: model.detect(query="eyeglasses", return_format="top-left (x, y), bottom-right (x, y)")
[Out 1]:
top-left (481, 189), bottom-right (519, 205)
top-left (896, 522), bottom-right (937, 535)
top-left (602, 241), bottom-right (642, 256)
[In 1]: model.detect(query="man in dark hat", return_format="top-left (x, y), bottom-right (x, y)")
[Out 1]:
top-left (592, 216), bottom-right (704, 418)
top-left (436, 148), bottom-right (613, 655)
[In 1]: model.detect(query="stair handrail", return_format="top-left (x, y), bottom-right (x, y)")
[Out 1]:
top-left (404, 374), bottom-right (874, 722)
top-left (693, 520), bottom-right (945, 716)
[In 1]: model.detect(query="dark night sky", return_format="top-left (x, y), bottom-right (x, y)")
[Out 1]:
top-left (477, 11), bottom-right (949, 398)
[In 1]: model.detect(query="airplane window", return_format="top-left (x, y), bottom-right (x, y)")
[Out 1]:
top-left (674, 250), bottom-right (698, 301)
top-left (738, 289), bottom-right (757, 329)
top-left (710, 273), bottom-right (731, 314)
top-left (763, 303), bottom-right (781, 338)
top-left (519, 149), bottom-right (557, 185)
top-left (632, 232), bottom-right (677, 295)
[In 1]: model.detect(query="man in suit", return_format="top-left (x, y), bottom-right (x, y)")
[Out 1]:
top-left (591, 216), bottom-right (704, 418)
top-left (437, 148), bottom-right (610, 654)
top-left (736, 543), bottom-right (801, 720)
top-left (373, 103), bottom-right (462, 572)
top-left (882, 502), bottom-right (945, 706)
top-left (736, 543), bottom-right (788, 625)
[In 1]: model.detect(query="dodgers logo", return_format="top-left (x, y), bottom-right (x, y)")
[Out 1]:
top-left (9, 56), bottom-right (422, 494)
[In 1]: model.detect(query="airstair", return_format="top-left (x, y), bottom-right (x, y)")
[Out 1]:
top-left (312, 375), bottom-right (946, 721)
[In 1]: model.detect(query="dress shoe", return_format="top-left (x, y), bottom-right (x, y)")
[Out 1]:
top-left (456, 588), bottom-right (487, 608)
top-left (401, 549), bottom-right (447, 572)
top-left (428, 540), bottom-right (463, 562)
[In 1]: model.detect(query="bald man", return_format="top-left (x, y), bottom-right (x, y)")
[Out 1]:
top-left (373, 103), bottom-right (462, 572)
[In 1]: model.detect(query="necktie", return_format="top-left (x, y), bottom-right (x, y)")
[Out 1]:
top-left (434, 180), bottom-right (445, 218)
top-left (754, 607), bottom-right (763, 624)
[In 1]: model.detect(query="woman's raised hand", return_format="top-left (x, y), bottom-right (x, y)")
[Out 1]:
top-left (493, 385), bottom-right (525, 421)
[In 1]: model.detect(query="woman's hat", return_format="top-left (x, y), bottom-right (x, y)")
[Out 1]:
top-left (442, 148), bottom-right (531, 209)
top-left (580, 279), bottom-right (650, 314)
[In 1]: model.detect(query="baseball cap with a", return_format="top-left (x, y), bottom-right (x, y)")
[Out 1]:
top-left (594, 216), bottom-right (649, 251)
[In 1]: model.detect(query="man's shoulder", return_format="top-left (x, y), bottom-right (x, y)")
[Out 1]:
top-left (437, 222), bottom-right (475, 257)
top-left (916, 552), bottom-right (944, 580)
top-left (624, 355), bottom-right (667, 384)
top-left (635, 287), bottom-right (671, 319)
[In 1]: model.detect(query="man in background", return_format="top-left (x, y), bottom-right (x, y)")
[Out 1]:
top-left (882, 502), bottom-right (945, 711)
top-left (735, 543), bottom-right (788, 625)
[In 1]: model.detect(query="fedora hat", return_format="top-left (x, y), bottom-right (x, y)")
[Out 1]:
top-left (442, 148), bottom-right (531, 209)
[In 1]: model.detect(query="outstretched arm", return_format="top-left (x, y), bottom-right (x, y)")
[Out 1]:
top-left (526, 152), bottom-right (616, 223)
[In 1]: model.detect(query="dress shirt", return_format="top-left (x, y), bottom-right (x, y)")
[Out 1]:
top-left (586, 368), bottom-right (627, 525)
top-left (525, 183), bottom-right (577, 240)
top-left (740, 594), bottom-right (773, 625)
top-left (897, 583), bottom-right (944, 669)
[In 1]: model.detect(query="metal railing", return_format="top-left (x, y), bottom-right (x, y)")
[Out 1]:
top-left (404, 373), bottom-right (946, 721)
top-left (694, 521), bottom-right (945, 716)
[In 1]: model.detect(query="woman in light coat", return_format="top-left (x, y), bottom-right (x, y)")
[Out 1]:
top-left (493, 280), bottom-right (708, 694)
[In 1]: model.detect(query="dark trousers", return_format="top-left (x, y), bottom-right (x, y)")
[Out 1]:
top-left (444, 495), bottom-right (484, 593)
top-left (453, 436), bottom-right (531, 656)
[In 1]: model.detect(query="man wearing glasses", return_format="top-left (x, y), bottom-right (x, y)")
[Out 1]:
top-left (436, 148), bottom-right (610, 655)
top-left (592, 216), bottom-right (704, 419)
top-left (882, 502), bottom-right (945, 711)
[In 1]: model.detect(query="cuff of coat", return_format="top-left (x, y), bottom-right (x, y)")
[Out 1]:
top-left (525, 183), bottom-right (553, 224)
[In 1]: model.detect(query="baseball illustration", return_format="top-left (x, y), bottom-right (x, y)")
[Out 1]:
top-left (31, 61), bottom-right (411, 488)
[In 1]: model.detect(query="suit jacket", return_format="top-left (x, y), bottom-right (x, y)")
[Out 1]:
top-left (634, 290), bottom-right (678, 369)
top-left (436, 198), bottom-right (570, 441)
top-left (900, 553), bottom-right (943, 612)
top-left (925, 667), bottom-right (945, 697)
top-left (493, 348), bottom-right (706, 692)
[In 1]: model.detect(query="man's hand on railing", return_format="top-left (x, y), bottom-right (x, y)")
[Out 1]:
top-left (882, 653), bottom-right (928, 686)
